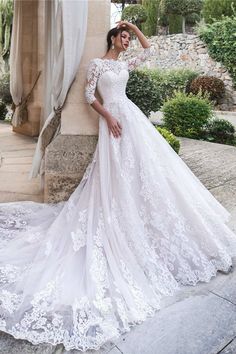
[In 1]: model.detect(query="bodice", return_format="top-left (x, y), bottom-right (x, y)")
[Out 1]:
top-left (84, 45), bottom-right (156, 105)
top-left (96, 60), bottom-right (129, 105)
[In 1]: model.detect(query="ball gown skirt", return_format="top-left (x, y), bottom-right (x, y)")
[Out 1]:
top-left (0, 46), bottom-right (236, 351)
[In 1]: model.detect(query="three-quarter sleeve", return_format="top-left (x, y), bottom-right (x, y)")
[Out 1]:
top-left (127, 45), bottom-right (156, 72)
top-left (84, 59), bottom-right (101, 104)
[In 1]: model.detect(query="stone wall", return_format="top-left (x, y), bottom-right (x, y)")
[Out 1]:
top-left (124, 34), bottom-right (236, 111)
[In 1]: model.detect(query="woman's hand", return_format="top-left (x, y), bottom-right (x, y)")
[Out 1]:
top-left (106, 115), bottom-right (122, 138)
top-left (116, 20), bottom-right (137, 32)
top-left (115, 20), bottom-right (150, 49)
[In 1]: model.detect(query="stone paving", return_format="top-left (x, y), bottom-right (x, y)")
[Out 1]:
top-left (0, 123), bottom-right (236, 354)
top-left (0, 122), bottom-right (43, 202)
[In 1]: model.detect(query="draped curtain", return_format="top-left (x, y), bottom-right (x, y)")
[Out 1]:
top-left (30, 0), bottom-right (88, 178)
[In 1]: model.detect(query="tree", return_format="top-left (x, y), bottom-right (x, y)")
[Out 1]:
top-left (159, 0), bottom-right (203, 34)
top-left (121, 4), bottom-right (147, 29)
top-left (111, 0), bottom-right (141, 11)
top-left (142, 0), bottom-right (160, 36)
top-left (202, 0), bottom-right (236, 24)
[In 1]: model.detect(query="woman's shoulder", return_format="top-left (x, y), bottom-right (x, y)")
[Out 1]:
top-left (86, 58), bottom-right (103, 74)
top-left (88, 57), bottom-right (100, 65)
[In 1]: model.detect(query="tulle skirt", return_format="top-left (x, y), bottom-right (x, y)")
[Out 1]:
top-left (0, 98), bottom-right (236, 351)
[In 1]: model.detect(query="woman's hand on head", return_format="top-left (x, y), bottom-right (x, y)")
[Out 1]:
top-left (115, 20), bottom-right (136, 31)
top-left (106, 115), bottom-right (122, 138)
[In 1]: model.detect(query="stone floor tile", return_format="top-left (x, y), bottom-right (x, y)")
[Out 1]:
top-left (114, 292), bottom-right (236, 354)
top-left (0, 331), bottom-right (54, 354)
top-left (219, 337), bottom-right (236, 354)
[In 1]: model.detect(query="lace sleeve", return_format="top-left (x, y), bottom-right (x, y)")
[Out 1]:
top-left (84, 59), bottom-right (101, 104)
top-left (127, 45), bottom-right (156, 72)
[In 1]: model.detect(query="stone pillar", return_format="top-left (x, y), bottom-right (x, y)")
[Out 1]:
top-left (44, 0), bottom-right (110, 202)
top-left (13, 0), bottom-right (44, 137)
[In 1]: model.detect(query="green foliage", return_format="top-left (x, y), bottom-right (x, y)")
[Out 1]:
top-left (157, 11), bottom-right (169, 27)
top-left (121, 4), bottom-right (147, 29)
top-left (198, 16), bottom-right (236, 86)
top-left (0, 0), bottom-right (13, 64)
top-left (168, 14), bottom-right (182, 34)
top-left (145, 67), bottom-right (199, 101)
top-left (162, 91), bottom-right (213, 138)
top-left (0, 71), bottom-right (12, 104)
top-left (202, 0), bottom-right (236, 23)
top-left (156, 126), bottom-right (181, 153)
top-left (203, 118), bottom-right (236, 145)
top-left (142, 0), bottom-right (160, 36)
top-left (160, 0), bottom-right (203, 16)
top-left (126, 68), bottom-right (199, 116)
top-left (0, 99), bottom-right (7, 120)
top-left (189, 76), bottom-right (225, 103)
top-left (186, 12), bottom-right (200, 25)
top-left (159, 0), bottom-right (203, 32)
top-left (157, 10), bottom-right (200, 33)
top-left (111, 0), bottom-right (139, 7)
top-left (126, 70), bottom-right (161, 116)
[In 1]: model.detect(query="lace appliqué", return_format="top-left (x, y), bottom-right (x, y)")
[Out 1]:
top-left (0, 290), bottom-right (23, 314)
top-left (84, 45), bottom-right (156, 105)
top-left (126, 45), bottom-right (156, 72)
top-left (71, 209), bottom-right (87, 252)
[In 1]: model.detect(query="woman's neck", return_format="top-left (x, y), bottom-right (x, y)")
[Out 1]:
top-left (101, 49), bottom-right (121, 60)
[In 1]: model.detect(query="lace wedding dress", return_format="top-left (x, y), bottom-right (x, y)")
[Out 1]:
top-left (1, 46), bottom-right (236, 351)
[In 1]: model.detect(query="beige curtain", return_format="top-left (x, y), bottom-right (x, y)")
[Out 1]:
top-left (10, 0), bottom-right (41, 127)
top-left (29, 0), bottom-right (88, 178)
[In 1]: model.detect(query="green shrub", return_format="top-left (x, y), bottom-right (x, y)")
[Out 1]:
top-left (121, 4), bottom-right (147, 29)
top-left (126, 70), bottom-right (161, 116)
top-left (142, 0), bottom-right (160, 36)
top-left (204, 118), bottom-right (236, 145)
top-left (147, 68), bottom-right (199, 100)
top-left (186, 12), bottom-right (200, 25)
top-left (126, 68), bottom-right (199, 116)
top-left (0, 72), bottom-right (12, 104)
top-left (198, 16), bottom-right (236, 87)
top-left (162, 91), bottom-right (213, 137)
top-left (189, 76), bottom-right (225, 103)
top-left (0, 0), bottom-right (13, 65)
top-left (168, 14), bottom-right (183, 34)
top-left (156, 126), bottom-right (181, 153)
top-left (202, 0), bottom-right (236, 24)
top-left (0, 100), bottom-right (8, 120)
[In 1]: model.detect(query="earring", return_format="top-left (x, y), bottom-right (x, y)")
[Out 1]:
top-left (111, 43), bottom-right (115, 50)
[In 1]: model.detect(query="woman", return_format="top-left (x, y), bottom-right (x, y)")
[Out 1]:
top-left (0, 21), bottom-right (235, 352)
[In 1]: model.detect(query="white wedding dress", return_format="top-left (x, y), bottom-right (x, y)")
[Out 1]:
top-left (1, 46), bottom-right (236, 351)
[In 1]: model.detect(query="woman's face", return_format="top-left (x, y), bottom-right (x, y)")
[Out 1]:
top-left (113, 30), bottom-right (131, 52)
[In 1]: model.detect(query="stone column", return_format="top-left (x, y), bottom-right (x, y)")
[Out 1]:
top-left (44, 0), bottom-right (110, 202)
top-left (13, 0), bottom-right (44, 137)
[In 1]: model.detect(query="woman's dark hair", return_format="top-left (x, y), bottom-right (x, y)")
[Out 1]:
top-left (106, 26), bottom-right (131, 51)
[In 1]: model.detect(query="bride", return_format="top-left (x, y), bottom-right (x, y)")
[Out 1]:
top-left (0, 21), bottom-right (236, 352)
